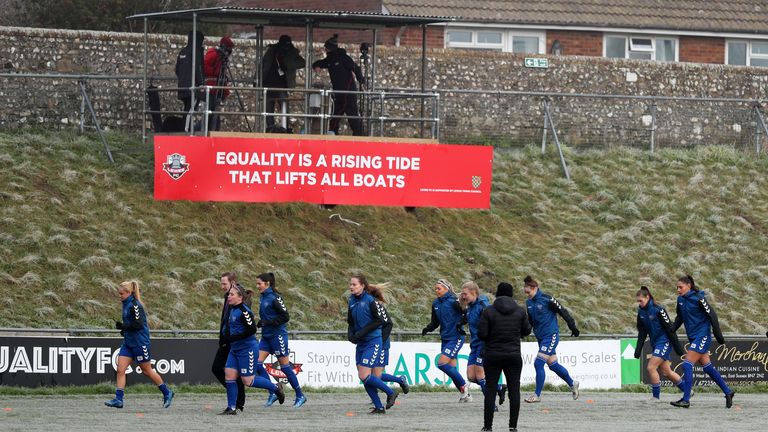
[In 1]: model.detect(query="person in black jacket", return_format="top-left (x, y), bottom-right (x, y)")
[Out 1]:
top-left (175, 30), bottom-right (204, 128)
top-left (211, 272), bottom-right (246, 411)
top-left (477, 282), bottom-right (531, 432)
top-left (312, 34), bottom-right (366, 136)
top-left (262, 35), bottom-right (305, 129)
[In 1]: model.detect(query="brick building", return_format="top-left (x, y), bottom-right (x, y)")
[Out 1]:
top-left (230, 0), bottom-right (768, 67)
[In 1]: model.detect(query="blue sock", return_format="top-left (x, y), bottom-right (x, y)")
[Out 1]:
top-left (158, 383), bottom-right (170, 397)
top-left (682, 360), bottom-right (693, 401)
top-left (438, 363), bottom-right (466, 390)
top-left (256, 362), bottom-right (274, 394)
top-left (674, 378), bottom-right (684, 392)
top-left (225, 380), bottom-right (238, 409)
top-left (363, 377), bottom-right (384, 409)
top-left (381, 373), bottom-right (403, 385)
top-left (477, 378), bottom-right (487, 395)
top-left (651, 383), bottom-right (661, 399)
top-left (250, 376), bottom-right (278, 392)
top-left (365, 374), bottom-right (394, 396)
top-left (281, 364), bottom-right (304, 398)
top-left (548, 362), bottom-right (574, 387)
top-left (534, 357), bottom-right (546, 396)
top-left (702, 362), bottom-right (732, 395)
top-left (115, 388), bottom-right (124, 401)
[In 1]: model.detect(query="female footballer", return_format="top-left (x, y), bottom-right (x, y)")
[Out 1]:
top-left (105, 281), bottom-right (174, 409)
top-left (256, 272), bottom-right (306, 408)
top-left (421, 279), bottom-right (470, 401)
top-left (670, 275), bottom-right (734, 408)
top-left (347, 274), bottom-right (398, 414)
top-left (219, 284), bottom-right (285, 415)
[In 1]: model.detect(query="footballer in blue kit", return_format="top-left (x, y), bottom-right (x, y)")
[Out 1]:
top-left (105, 281), bottom-right (174, 410)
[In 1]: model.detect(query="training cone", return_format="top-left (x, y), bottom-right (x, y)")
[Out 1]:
top-left (346, 411), bottom-right (355, 417)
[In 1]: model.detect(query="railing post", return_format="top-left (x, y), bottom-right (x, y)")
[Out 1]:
top-left (541, 98), bottom-right (549, 154)
top-left (649, 102), bottom-right (657, 153)
top-left (543, 98), bottom-right (570, 180)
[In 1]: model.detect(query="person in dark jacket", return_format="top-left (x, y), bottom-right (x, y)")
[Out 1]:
top-left (175, 30), bottom-right (204, 128)
top-left (203, 36), bottom-right (234, 131)
top-left (477, 282), bottom-right (530, 432)
top-left (422, 278), bottom-right (470, 401)
top-left (105, 281), bottom-right (174, 409)
top-left (311, 34), bottom-right (366, 136)
top-left (670, 275), bottom-right (734, 409)
top-left (211, 272), bottom-right (246, 411)
top-left (256, 272), bottom-right (306, 408)
top-left (634, 285), bottom-right (686, 401)
top-left (262, 35), bottom-right (305, 129)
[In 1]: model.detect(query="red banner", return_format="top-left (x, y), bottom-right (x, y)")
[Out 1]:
top-left (154, 136), bottom-right (493, 209)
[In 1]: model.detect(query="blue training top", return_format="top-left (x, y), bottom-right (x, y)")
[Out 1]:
top-left (675, 290), bottom-right (721, 341)
top-left (222, 303), bottom-right (258, 351)
top-left (637, 299), bottom-right (671, 346)
top-left (121, 294), bottom-right (150, 347)
top-left (259, 287), bottom-right (289, 338)
top-left (423, 290), bottom-right (465, 341)
top-left (526, 289), bottom-right (578, 340)
top-left (466, 295), bottom-right (491, 348)
top-left (347, 291), bottom-right (384, 344)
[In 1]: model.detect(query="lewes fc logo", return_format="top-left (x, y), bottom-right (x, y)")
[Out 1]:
top-left (264, 350), bottom-right (304, 382)
top-left (472, 176), bottom-right (482, 189)
top-left (162, 153), bottom-right (189, 180)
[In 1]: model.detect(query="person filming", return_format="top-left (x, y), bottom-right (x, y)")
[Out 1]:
top-left (204, 36), bottom-right (234, 132)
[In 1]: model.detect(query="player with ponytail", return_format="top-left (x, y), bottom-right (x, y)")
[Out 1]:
top-left (105, 281), bottom-right (174, 409)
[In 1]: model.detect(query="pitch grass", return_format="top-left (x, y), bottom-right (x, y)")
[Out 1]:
top-left (1, 131), bottom-right (768, 335)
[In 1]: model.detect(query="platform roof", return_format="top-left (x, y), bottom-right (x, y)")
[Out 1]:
top-left (126, 6), bottom-right (456, 28)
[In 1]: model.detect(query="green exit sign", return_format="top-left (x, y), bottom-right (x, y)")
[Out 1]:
top-left (524, 57), bottom-right (549, 68)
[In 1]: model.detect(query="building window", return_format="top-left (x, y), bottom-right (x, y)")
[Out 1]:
top-left (445, 28), bottom-right (543, 53)
top-left (727, 40), bottom-right (768, 66)
top-left (604, 35), bottom-right (678, 62)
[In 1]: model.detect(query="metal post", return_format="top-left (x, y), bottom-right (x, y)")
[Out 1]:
top-left (754, 103), bottom-right (768, 155)
top-left (368, 27), bottom-right (378, 136)
top-left (188, 13), bottom-right (197, 135)
top-left (261, 87), bottom-right (268, 132)
top-left (79, 80), bottom-right (114, 163)
top-left (649, 102), bottom-right (657, 153)
top-left (305, 21), bottom-right (313, 135)
top-left (255, 25), bottom-right (263, 131)
top-left (203, 87), bottom-right (210, 136)
top-left (543, 100), bottom-right (570, 180)
top-left (79, 91), bottom-right (85, 133)
top-left (433, 93), bottom-right (440, 140)
top-left (142, 17), bottom-right (148, 143)
top-left (379, 91), bottom-right (385, 137)
top-left (420, 25), bottom-right (427, 138)
top-left (541, 98), bottom-right (549, 154)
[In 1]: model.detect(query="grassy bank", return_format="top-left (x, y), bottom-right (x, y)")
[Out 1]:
top-left (1, 131), bottom-right (767, 334)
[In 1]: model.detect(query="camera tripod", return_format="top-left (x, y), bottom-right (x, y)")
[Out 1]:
top-left (214, 53), bottom-right (252, 133)
top-left (359, 43), bottom-right (372, 136)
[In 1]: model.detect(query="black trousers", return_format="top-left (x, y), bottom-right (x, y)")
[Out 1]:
top-left (212, 344), bottom-right (246, 408)
top-left (484, 354), bottom-right (523, 430)
top-left (180, 96), bottom-right (201, 131)
top-left (265, 90), bottom-right (287, 128)
top-left (330, 94), bottom-right (363, 136)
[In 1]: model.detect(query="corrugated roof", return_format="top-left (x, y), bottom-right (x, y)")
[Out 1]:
top-left (383, 0), bottom-right (768, 34)
top-left (127, 6), bottom-right (455, 27)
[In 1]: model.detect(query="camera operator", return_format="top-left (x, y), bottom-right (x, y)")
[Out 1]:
top-left (175, 30), bottom-right (205, 128)
top-left (204, 36), bottom-right (235, 132)
top-left (312, 34), bottom-right (366, 136)
top-left (262, 35), bottom-right (305, 131)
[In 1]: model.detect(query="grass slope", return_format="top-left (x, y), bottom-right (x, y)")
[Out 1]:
top-left (1, 131), bottom-right (767, 335)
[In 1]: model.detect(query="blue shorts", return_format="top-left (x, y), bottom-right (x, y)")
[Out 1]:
top-left (259, 334), bottom-right (290, 358)
top-left (376, 347), bottom-right (389, 367)
top-left (688, 335), bottom-right (712, 354)
top-left (468, 345), bottom-right (483, 366)
top-left (440, 337), bottom-right (464, 359)
top-left (356, 339), bottom-right (382, 367)
top-left (118, 343), bottom-right (151, 364)
top-left (225, 347), bottom-right (257, 377)
top-left (537, 334), bottom-right (559, 356)
top-left (651, 341), bottom-right (672, 360)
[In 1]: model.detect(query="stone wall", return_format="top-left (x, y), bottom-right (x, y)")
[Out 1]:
top-left (1, 26), bottom-right (768, 148)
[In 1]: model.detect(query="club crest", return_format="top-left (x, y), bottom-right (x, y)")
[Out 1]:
top-left (472, 176), bottom-right (482, 189)
top-left (162, 153), bottom-right (190, 180)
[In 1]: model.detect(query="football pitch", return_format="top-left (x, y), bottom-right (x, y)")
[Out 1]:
top-left (1, 391), bottom-right (762, 431)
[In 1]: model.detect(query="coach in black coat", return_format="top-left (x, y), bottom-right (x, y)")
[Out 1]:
top-left (478, 282), bottom-right (531, 432)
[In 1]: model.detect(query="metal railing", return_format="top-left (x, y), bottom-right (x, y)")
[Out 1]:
top-left (1, 327), bottom-right (764, 341)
